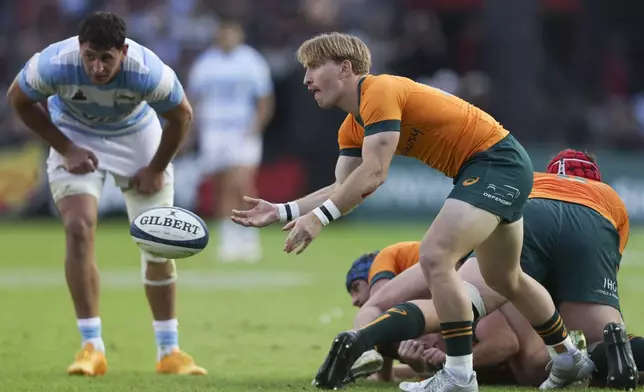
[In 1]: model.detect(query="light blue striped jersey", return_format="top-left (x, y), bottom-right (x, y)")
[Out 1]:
top-left (18, 36), bottom-right (184, 137)
top-left (187, 44), bottom-right (272, 133)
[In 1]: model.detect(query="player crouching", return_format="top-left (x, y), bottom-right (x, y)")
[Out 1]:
top-left (7, 12), bottom-right (205, 376)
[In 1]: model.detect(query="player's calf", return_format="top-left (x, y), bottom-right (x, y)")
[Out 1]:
top-left (141, 255), bottom-right (206, 375)
top-left (143, 256), bottom-right (179, 357)
top-left (58, 194), bottom-right (101, 318)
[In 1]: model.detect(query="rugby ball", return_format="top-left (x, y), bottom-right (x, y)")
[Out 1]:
top-left (130, 206), bottom-right (209, 259)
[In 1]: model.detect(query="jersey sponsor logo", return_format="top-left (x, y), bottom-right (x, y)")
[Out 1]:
top-left (389, 308), bottom-right (408, 316)
top-left (483, 184), bottom-right (520, 206)
top-left (462, 177), bottom-right (479, 186)
top-left (401, 128), bottom-right (424, 156)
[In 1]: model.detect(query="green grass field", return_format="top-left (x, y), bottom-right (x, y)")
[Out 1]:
top-left (1, 219), bottom-right (643, 392)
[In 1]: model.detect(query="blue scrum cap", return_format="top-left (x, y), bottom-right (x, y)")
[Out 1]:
top-left (345, 250), bottom-right (380, 292)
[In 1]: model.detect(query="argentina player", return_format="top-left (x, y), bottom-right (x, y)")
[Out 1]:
top-left (187, 20), bottom-right (274, 263)
top-left (6, 12), bottom-right (205, 376)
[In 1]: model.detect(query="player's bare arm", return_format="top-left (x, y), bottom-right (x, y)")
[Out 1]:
top-left (150, 96), bottom-right (193, 172)
top-left (252, 94), bottom-right (275, 135)
top-left (330, 131), bottom-right (398, 213)
top-left (283, 132), bottom-right (398, 254)
top-left (130, 97), bottom-right (193, 195)
top-left (231, 154), bottom-right (361, 228)
top-left (7, 76), bottom-right (98, 174)
top-left (7, 78), bottom-right (69, 154)
top-left (293, 155), bottom-right (363, 214)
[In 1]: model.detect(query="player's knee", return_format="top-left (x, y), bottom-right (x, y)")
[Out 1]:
top-left (418, 248), bottom-right (456, 281)
top-left (63, 214), bottom-right (96, 251)
top-left (143, 257), bottom-right (177, 286)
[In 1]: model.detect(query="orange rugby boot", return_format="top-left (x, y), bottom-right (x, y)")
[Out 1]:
top-left (156, 350), bottom-right (207, 375)
top-left (67, 343), bottom-right (107, 376)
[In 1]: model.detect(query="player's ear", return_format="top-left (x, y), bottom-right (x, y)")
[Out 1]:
top-left (121, 44), bottom-right (129, 57)
top-left (340, 60), bottom-right (353, 78)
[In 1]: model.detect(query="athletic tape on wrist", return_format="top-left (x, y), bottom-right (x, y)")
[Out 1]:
top-left (313, 200), bottom-right (342, 227)
top-left (277, 201), bottom-right (300, 222)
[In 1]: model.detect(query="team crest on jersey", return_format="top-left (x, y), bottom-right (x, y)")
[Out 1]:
top-left (71, 89), bottom-right (87, 101)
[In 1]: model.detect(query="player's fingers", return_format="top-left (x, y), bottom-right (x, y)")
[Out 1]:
top-left (284, 229), bottom-right (305, 253)
top-left (77, 162), bottom-right (91, 174)
top-left (242, 196), bottom-right (260, 205)
top-left (231, 209), bottom-right (253, 218)
top-left (424, 348), bottom-right (441, 362)
top-left (230, 216), bottom-right (250, 227)
top-left (283, 231), bottom-right (295, 253)
top-left (281, 220), bottom-right (297, 231)
top-left (295, 239), bottom-right (311, 255)
top-left (86, 159), bottom-right (96, 172)
top-left (87, 150), bottom-right (99, 166)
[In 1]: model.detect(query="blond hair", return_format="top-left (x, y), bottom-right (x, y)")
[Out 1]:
top-left (296, 32), bottom-right (371, 75)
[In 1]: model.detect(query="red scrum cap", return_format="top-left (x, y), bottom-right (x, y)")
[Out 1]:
top-left (546, 149), bottom-right (602, 182)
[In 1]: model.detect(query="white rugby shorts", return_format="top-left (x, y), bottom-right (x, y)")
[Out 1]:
top-left (47, 115), bottom-right (175, 221)
top-left (198, 130), bottom-right (262, 174)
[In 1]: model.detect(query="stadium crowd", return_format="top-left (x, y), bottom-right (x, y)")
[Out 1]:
top-left (2, 0), bottom-right (644, 150)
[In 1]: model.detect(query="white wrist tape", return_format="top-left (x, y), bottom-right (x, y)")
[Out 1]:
top-left (313, 200), bottom-right (342, 227)
top-left (277, 201), bottom-right (300, 222)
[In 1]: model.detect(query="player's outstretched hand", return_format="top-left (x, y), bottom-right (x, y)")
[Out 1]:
top-left (63, 145), bottom-right (98, 174)
top-left (231, 196), bottom-right (279, 228)
top-left (283, 212), bottom-right (323, 255)
top-left (129, 166), bottom-right (165, 195)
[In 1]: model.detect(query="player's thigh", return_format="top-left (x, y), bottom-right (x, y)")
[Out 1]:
top-left (363, 263), bottom-right (432, 312)
top-left (420, 198), bottom-right (500, 276)
top-left (444, 134), bottom-right (534, 274)
top-left (558, 302), bottom-right (623, 344)
top-left (553, 203), bottom-right (622, 315)
top-left (48, 158), bottom-right (105, 236)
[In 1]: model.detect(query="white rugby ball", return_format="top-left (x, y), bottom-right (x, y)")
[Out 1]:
top-left (130, 206), bottom-right (210, 259)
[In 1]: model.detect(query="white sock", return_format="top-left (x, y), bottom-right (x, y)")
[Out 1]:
top-left (77, 317), bottom-right (105, 353)
top-left (548, 336), bottom-right (579, 366)
top-left (219, 220), bottom-right (240, 251)
top-left (153, 319), bottom-right (179, 361)
top-left (240, 226), bottom-right (261, 248)
top-left (444, 354), bottom-right (474, 383)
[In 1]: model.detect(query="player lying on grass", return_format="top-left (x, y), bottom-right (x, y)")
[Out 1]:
top-left (233, 32), bottom-right (593, 392)
top-left (318, 149), bottom-right (640, 390)
top-left (6, 12), bottom-right (205, 376)
top-left (345, 245), bottom-right (519, 384)
top-left (346, 245), bottom-right (644, 388)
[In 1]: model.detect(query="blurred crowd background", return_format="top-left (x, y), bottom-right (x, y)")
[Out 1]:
top-left (2, 0), bottom-right (644, 222)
